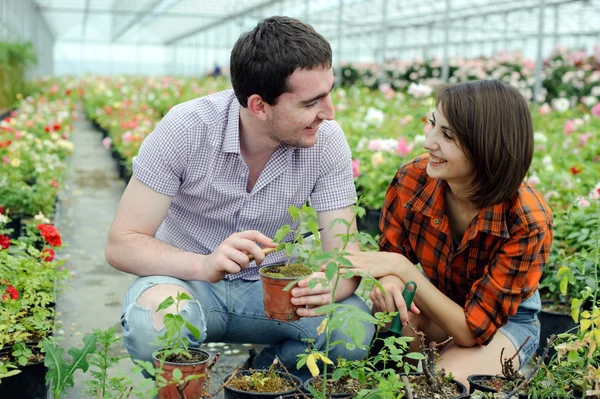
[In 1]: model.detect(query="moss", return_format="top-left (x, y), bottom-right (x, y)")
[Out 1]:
top-left (260, 263), bottom-right (312, 278)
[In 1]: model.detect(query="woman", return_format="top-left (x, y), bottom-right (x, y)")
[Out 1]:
top-left (349, 80), bottom-right (553, 385)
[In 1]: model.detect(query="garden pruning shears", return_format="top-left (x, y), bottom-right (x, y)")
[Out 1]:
top-left (388, 281), bottom-right (417, 336)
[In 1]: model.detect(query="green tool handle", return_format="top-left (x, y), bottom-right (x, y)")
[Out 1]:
top-left (388, 281), bottom-right (417, 335)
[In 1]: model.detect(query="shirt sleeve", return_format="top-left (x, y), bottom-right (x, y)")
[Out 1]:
top-left (310, 121), bottom-right (357, 212)
top-left (132, 105), bottom-right (191, 196)
top-left (464, 224), bottom-right (552, 345)
top-left (378, 166), bottom-right (419, 264)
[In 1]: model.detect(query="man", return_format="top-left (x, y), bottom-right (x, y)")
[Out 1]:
top-left (105, 16), bottom-right (373, 379)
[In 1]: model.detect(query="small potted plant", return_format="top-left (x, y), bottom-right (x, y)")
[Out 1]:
top-left (222, 359), bottom-right (303, 399)
top-left (151, 292), bottom-right (212, 399)
top-left (259, 204), bottom-right (320, 322)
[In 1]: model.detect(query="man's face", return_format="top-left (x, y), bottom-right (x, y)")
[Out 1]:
top-left (264, 67), bottom-right (335, 148)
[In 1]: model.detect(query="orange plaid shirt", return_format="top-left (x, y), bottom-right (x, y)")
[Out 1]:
top-left (379, 155), bottom-right (553, 345)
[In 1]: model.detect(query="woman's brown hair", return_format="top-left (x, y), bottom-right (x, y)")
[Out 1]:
top-left (436, 80), bottom-right (533, 207)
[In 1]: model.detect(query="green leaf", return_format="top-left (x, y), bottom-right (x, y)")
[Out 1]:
top-left (177, 292), bottom-right (193, 301)
top-left (185, 321), bottom-right (201, 340)
top-left (273, 225), bottom-right (292, 243)
top-left (405, 352), bottom-right (425, 360)
top-left (325, 262), bottom-right (338, 282)
top-left (285, 242), bottom-right (295, 256)
top-left (288, 206), bottom-right (300, 222)
top-left (43, 333), bottom-right (98, 396)
top-left (559, 276), bottom-right (568, 296)
top-left (567, 350), bottom-right (579, 363)
top-left (172, 367), bottom-right (182, 381)
top-left (156, 296), bottom-right (175, 312)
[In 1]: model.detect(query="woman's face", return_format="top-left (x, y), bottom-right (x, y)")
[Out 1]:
top-left (423, 104), bottom-right (475, 187)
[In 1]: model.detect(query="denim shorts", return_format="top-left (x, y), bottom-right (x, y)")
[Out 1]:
top-left (498, 289), bottom-right (541, 367)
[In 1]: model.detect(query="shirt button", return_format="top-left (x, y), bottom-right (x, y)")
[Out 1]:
top-left (433, 218), bottom-right (440, 225)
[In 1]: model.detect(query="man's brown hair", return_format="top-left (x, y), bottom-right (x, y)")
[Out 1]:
top-left (436, 80), bottom-right (533, 207)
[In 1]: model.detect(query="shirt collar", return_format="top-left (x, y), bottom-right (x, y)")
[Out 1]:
top-left (405, 177), bottom-right (510, 239)
top-left (222, 97), bottom-right (241, 154)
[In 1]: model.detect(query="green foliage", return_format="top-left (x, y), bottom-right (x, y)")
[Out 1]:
top-left (153, 292), bottom-right (201, 361)
top-left (43, 334), bottom-right (98, 399)
top-left (0, 41), bottom-right (37, 109)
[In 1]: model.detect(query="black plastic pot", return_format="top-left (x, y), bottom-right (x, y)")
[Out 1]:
top-left (356, 208), bottom-right (381, 237)
top-left (224, 370), bottom-right (303, 399)
top-left (405, 373), bottom-right (467, 399)
top-left (302, 375), bottom-right (356, 398)
top-left (6, 216), bottom-right (23, 239)
top-left (538, 302), bottom-right (577, 362)
top-left (0, 344), bottom-right (48, 399)
top-left (467, 374), bottom-right (527, 398)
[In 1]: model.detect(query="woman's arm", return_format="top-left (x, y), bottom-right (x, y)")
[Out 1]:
top-left (347, 251), bottom-right (476, 347)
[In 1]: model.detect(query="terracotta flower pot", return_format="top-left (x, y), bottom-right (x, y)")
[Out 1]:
top-left (153, 348), bottom-right (211, 399)
top-left (259, 265), bottom-right (311, 322)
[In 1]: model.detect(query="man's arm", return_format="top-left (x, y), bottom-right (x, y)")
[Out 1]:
top-left (105, 177), bottom-right (275, 282)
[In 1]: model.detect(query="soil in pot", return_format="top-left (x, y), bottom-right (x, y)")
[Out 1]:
top-left (407, 374), bottom-right (466, 399)
top-left (260, 264), bottom-right (312, 322)
top-left (153, 348), bottom-right (210, 399)
top-left (304, 374), bottom-right (365, 397)
top-left (467, 374), bottom-right (528, 398)
top-left (224, 369), bottom-right (302, 399)
top-left (0, 344), bottom-right (48, 399)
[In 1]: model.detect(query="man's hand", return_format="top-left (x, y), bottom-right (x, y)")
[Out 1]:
top-left (202, 230), bottom-right (276, 283)
top-left (371, 275), bottom-right (420, 324)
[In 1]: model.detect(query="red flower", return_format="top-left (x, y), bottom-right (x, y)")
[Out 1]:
top-left (2, 285), bottom-right (19, 300)
top-left (65, 89), bottom-right (72, 96)
top-left (0, 234), bottom-right (9, 250)
top-left (50, 179), bottom-right (59, 188)
top-left (41, 248), bottom-right (55, 262)
top-left (0, 205), bottom-right (3, 214)
top-left (36, 224), bottom-right (62, 247)
top-left (570, 167), bottom-right (583, 175)
top-left (44, 125), bottom-right (51, 133)
top-left (53, 124), bottom-right (61, 131)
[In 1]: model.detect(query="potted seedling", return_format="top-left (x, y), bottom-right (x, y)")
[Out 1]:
top-left (222, 358), bottom-right (303, 399)
top-left (151, 292), bottom-right (213, 399)
top-left (259, 204), bottom-right (321, 322)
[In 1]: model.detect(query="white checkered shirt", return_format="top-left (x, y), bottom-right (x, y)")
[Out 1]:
top-left (132, 89), bottom-right (356, 280)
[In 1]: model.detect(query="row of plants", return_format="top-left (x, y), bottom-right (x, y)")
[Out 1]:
top-left (0, 41), bottom-right (37, 111)
top-left (0, 79), bottom-right (78, 229)
top-left (339, 46), bottom-right (600, 104)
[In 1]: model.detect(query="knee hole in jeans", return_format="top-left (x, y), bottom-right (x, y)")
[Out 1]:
top-left (136, 283), bottom-right (195, 330)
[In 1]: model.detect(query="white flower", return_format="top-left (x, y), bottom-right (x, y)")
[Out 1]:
top-left (0, 214), bottom-right (8, 224)
top-left (582, 96), bottom-right (598, 107)
top-left (364, 107), bottom-right (385, 127)
top-left (551, 97), bottom-right (570, 112)
top-left (56, 140), bottom-right (74, 153)
top-left (407, 82), bottom-right (433, 98)
top-left (526, 175), bottom-right (541, 186)
top-left (591, 86), bottom-right (600, 97)
top-left (34, 212), bottom-right (51, 224)
top-left (413, 134), bottom-right (426, 144)
top-left (533, 132), bottom-right (548, 143)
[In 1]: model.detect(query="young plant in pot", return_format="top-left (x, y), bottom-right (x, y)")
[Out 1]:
top-left (222, 358), bottom-right (303, 399)
top-left (0, 341), bottom-right (48, 399)
top-left (259, 204), bottom-right (322, 322)
top-left (150, 292), bottom-right (213, 399)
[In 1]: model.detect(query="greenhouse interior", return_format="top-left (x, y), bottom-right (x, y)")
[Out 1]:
top-left (1, 0), bottom-right (600, 398)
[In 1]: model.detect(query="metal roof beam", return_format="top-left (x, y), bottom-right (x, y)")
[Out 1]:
top-left (165, 0), bottom-right (283, 45)
top-left (111, 0), bottom-right (179, 42)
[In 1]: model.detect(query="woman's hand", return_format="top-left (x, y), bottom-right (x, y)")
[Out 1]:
top-left (371, 275), bottom-right (420, 324)
top-left (344, 251), bottom-right (408, 279)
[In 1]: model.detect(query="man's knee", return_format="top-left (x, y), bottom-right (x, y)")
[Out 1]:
top-left (136, 283), bottom-right (194, 329)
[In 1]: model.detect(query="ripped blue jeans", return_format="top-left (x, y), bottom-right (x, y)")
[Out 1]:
top-left (121, 276), bottom-right (374, 380)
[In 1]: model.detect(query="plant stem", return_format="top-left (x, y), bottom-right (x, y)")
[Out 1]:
top-left (275, 356), bottom-right (311, 399)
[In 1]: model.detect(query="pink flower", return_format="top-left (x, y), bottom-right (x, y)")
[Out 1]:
top-left (122, 132), bottom-right (134, 143)
top-left (2, 157), bottom-right (8, 165)
top-left (527, 175), bottom-right (541, 186)
top-left (592, 103), bottom-right (600, 117)
top-left (50, 180), bottom-right (59, 188)
top-left (51, 84), bottom-right (59, 93)
top-left (367, 139), bottom-right (382, 152)
top-left (396, 137), bottom-right (414, 157)
top-left (578, 132), bottom-right (593, 147)
top-left (539, 103), bottom-right (551, 115)
top-left (102, 137), bottom-right (112, 149)
top-left (563, 120), bottom-right (575, 135)
top-left (576, 197), bottom-right (590, 207)
top-left (352, 158), bottom-right (360, 178)
top-left (14, 131), bottom-right (23, 139)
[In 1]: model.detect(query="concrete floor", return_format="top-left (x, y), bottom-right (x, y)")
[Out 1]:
top-left (54, 109), bottom-right (250, 398)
